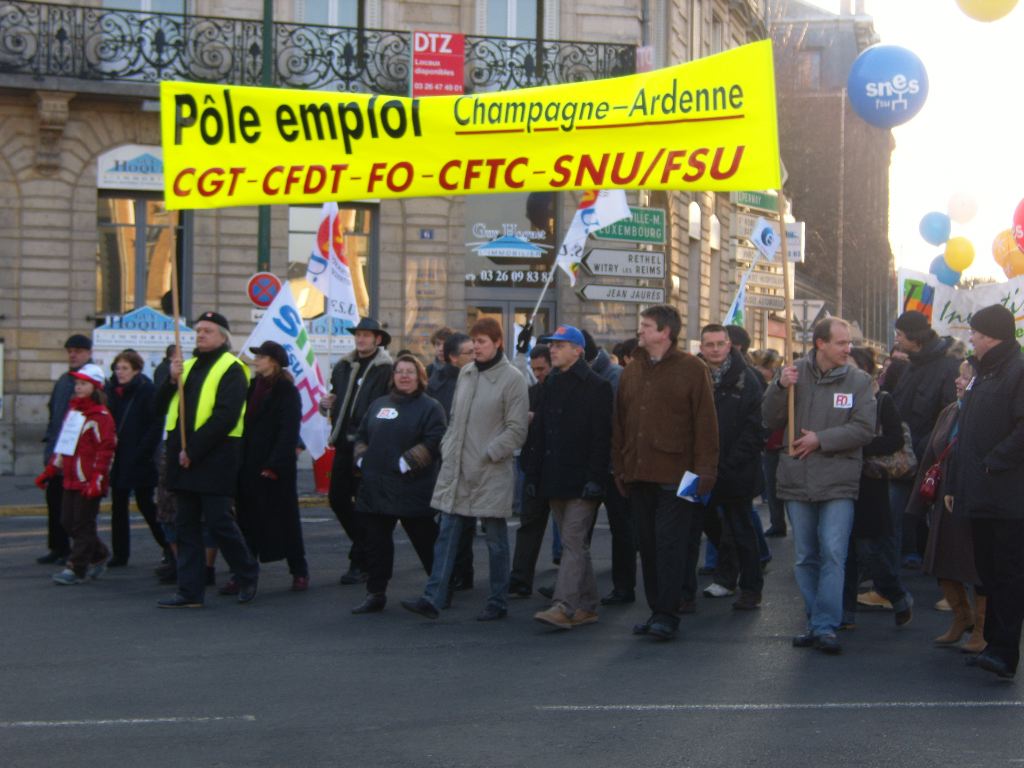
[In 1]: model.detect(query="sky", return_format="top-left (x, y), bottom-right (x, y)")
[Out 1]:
top-left (799, 0), bottom-right (1023, 281)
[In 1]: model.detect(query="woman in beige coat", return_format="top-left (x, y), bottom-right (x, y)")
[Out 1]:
top-left (402, 317), bottom-right (529, 621)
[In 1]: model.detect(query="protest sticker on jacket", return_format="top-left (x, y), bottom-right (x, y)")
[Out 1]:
top-left (160, 40), bottom-right (780, 210)
top-left (898, 268), bottom-right (1024, 347)
top-left (241, 286), bottom-right (332, 459)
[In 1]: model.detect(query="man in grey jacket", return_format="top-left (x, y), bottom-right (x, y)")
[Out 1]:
top-left (763, 318), bottom-right (875, 655)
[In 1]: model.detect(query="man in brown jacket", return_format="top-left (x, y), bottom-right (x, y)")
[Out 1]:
top-left (613, 305), bottom-right (719, 640)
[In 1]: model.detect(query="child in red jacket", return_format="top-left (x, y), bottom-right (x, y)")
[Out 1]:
top-left (35, 363), bottom-right (117, 585)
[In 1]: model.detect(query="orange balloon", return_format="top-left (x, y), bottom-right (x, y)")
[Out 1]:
top-left (993, 229), bottom-right (1022, 268)
top-left (1007, 247), bottom-right (1024, 278)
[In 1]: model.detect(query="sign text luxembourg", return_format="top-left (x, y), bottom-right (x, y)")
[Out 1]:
top-left (592, 207), bottom-right (666, 244)
top-left (160, 41), bottom-right (781, 209)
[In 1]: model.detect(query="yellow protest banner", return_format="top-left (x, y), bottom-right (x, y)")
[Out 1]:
top-left (160, 40), bottom-right (779, 210)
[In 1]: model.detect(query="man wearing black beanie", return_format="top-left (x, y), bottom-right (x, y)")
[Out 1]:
top-left (951, 303), bottom-right (1024, 679)
top-left (890, 310), bottom-right (963, 569)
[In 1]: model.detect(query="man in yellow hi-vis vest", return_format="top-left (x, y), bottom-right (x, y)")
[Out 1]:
top-left (155, 311), bottom-right (259, 608)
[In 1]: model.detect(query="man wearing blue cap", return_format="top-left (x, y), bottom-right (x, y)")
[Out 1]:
top-left (524, 326), bottom-right (613, 630)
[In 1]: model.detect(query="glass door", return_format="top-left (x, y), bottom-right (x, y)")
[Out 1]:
top-left (465, 300), bottom-right (555, 354)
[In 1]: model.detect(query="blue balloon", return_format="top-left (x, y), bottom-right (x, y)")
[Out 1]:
top-left (919, 211), bottom-right (952, 246)
top-left (848, 45), bottom-right (929, 128)
top-left (930, 255), bottom-right (961, 286)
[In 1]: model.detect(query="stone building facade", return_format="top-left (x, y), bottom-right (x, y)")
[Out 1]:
top-left (0, 0), bottom-right (770, 473)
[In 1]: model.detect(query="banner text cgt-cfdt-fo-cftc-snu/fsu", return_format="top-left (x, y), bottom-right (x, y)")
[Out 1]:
top-left (159, 40), bottom-right (781, 210)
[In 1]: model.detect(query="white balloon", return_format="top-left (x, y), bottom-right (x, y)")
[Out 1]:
top-left (947, 192), bottom-right (978, 224)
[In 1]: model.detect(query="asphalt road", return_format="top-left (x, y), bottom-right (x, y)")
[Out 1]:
top-left (2, 507), bottom-right (1023, 768)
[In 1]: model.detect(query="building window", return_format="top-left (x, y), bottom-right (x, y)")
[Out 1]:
top-left (95, 195), bottom-right (185, 318)
top-left (101, 0), bottom-right (185, 11)
top-left (689, 0), bottom-right (702, 60)
top-left (481, 0), bottom-right (558, 37)
top-left (298, 0), bottom-right (359, 27)
top-left (286, 205), bottom-right (374, 321)
top-left (711, 14), bottom-right (724, 54)
top-left (796, 50), bottom-right (821, 90)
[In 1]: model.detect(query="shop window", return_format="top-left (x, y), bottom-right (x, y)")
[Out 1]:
top-left (95, 195), bottom-right (186, 319)
top-left (287, 205), bottom-right (374, 321)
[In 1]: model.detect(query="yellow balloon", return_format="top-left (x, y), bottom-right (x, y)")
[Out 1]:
top-left (956, 0), bottom-right (1019, 21)
top-left (993, 229), bottom-right (1023, 268)
top-left (944, 236), bottom-right (975, 272)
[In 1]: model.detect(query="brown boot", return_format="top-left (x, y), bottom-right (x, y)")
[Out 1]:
top-left (934, 580), bottom-right (973, 645)
top-left (961, 594), bottom-right (987, 654)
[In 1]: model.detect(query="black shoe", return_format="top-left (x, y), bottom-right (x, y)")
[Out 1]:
top-left (600, 590), bottom-right (636, 606)
top-left (401, 597), bottom-right (439, 620)
top-left (538, 585), bottom-right (554, 600)
top-left (976, 649), bottom-right (1016, 679)
top-left (764, 527), bottom-right (787, 538)
top-left (107, 558), bottom-right (128, 568)
top-left (352, 593), bottom-right (387, 614)
top-left (647, 620), bottom-right (678, 640)
top-left (339, 566), bottom-right (369, 585)
top-left (792, 632), bottom-right (816, 648)
top-left (476, 606), bottom-right (508, 621)
top-left (36, 551), bottom-right (65, 565)
top-left (508, 582), bottom-right (532, 598)
top-left (218, 578), bottom-right (240, 596)
top-left (237, 579), bottom-right (258, 604)
top-left (632, 617), bottom-right (653, 636)
top-left (157, 594), bottom-right (203, 609)
top-left (449, 574), bottom-right (474, 591)
top-left (815, 634), bottom-right (842, 655)
top-left (552, 557), bottom-right (561, 566)
top-left (894, 604), bottom-right (913, 627)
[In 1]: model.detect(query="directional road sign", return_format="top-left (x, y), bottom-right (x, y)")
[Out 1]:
top-left (582, 249), bottom-right (665, 279)
top-left (578, 284), bottom-right (665, 303)
top-left (592, 207), bottom-right (666, 244)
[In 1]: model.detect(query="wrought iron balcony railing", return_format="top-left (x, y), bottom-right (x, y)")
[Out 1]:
top-left (0, 1), bottom-right (636, 94)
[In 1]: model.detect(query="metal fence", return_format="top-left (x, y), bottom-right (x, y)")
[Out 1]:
top-left (0, 1), bottom-right (635, 92)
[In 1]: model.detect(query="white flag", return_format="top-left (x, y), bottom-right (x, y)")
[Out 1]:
top-left (241, 287), bottom-right (332, 460)
top-left (305, 202), bottom-right (360, 325)
top-left (750, 216), bottom-right (780, 261)
top-left (555, 190), bottom-right (632, 287)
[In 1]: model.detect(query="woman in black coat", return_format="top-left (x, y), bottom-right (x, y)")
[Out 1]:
top-left (106, 350), bottom-right (166, 566)
top-left (226, 341), bottom-right (308, 593)
top-left (842, 347), bottom-right (914, 627)
top-left (350, 354), bottom-right (447, 614)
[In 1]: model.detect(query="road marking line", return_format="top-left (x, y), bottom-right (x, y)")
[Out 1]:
top-left (537, 701), bottom-right (1024, 712)
top-left (0, 715), bottom-right (257, 729)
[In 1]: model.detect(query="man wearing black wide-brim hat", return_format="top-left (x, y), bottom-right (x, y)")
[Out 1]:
top-left (318, 317), bottom-right (394, 584)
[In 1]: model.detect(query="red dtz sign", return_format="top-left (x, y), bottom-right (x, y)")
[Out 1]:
top-left (411, 31), bottom-right (465, 98)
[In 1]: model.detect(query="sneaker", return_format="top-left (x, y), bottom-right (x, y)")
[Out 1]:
top-left (934, 597), bottom-right (952, 612)
top-left (534, 605), bottom-right (573, 630)
top-left (792, 632), bottom-right (816, 648)
top-left (570, 609), bottom-right (599, 627)
top-left (401, 597), bottom-right (440, 620)
top-left (52, 568), bottom-right (84, 586)
top-left (856, 590), bottom-right (892, 610)
top-left (157, 594), bottom-right (204, 609)
top-left (87, 559), bottom-right (108, 580)
top-left (702, 583), bottom-right (735, 598)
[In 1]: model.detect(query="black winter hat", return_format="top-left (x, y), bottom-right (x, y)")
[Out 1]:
top-left (894, 310), bottom-right (930, 336)
top-left (969, 304), bottom-right (1016, 342)
top-left (195, 311), bottom-right (230, 332)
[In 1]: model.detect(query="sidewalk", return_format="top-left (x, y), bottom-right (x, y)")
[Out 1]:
top-left (0, 469), bottom-right (322, 516)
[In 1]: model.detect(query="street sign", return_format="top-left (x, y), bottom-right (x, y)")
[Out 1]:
top-left (247, 272), bottom-right (283, 308)
top-left (592, 207), bottom-right (665, 244)
top-left (734, 215), bottom-right (805, 262)
top-left (582, 248), bottom-right (665, 278)
top-left (733, 237), bottom-right (804, 264)
top-left (790, 299), bottom-right (826, 327)
top-left (737, 269), bottom-right (785, 289)
top-left (578, 284), bottom-right (665, 303)
top-left (744, 293), bottom-right (786, 310)
top-left (730, 190), bottom-right (779, 214)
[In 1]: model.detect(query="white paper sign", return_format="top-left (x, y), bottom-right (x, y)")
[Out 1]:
top-left (54, 410), bottom-right (86, 456)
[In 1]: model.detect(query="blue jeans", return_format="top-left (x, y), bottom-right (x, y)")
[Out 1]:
top-left (787, 499), bottom-right (855, 636)
top-left (424, 513), bottom-right (509, 612)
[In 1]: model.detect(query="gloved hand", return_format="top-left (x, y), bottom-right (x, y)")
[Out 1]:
top-left (34, 465), bottom-right (57, 490)
top-left (81, 475), bottom-right (105, 499)
top-left (580, 481), bottom-right (604, 501)
top-left (516, 322), bottom-right (533, 354)
top-left (524, 480), bottom-right (537, 498)
top-left (697, 475), bottom-right (716, 498)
